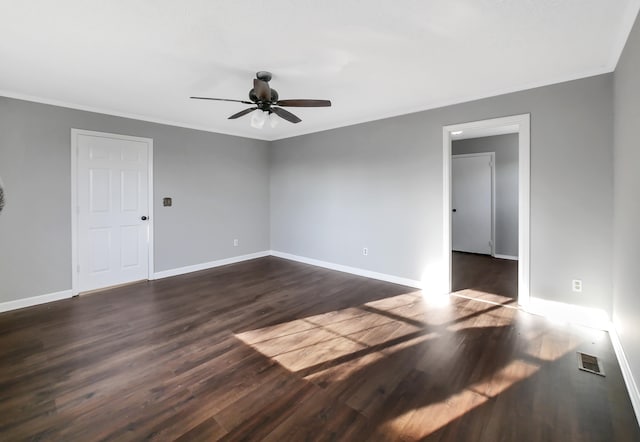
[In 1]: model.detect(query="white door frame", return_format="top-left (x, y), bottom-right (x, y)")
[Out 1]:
top-left (71, 129), bottom-right (154, 295)
top-left (443, 114), bottom-right (530, 306)
top-left (451, 152), bottom-right (496, 256)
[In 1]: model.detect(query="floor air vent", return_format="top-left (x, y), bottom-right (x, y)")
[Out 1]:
top-left (577, 352), bottom-right (605, 376)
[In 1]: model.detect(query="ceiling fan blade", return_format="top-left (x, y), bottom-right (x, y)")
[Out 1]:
top-left (228, 107), bottom-right (258, 119)
top-left (276, 99), bottom-right (332, 107)
top-left (191, 96), bottom-right (253, 104)
top-left (272, 107), bottom-right (302, 124)
top-left (253, 79), bottom-right (271, 101)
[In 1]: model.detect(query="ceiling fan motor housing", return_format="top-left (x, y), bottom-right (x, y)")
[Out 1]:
top-left (249, 88), bottom-right (279, 108)
top-left (256, 71), bottom-right (272, 82)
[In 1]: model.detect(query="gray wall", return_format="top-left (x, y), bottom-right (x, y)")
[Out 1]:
top-left (452, 134), bottom-right (519, 257)
top-left (271, 74), bottom-right (613, 314)
top-left (613, 13), bottom-right (640, 399)
top-left (0, 97), bottom-right (270, 303)
top-left (0, 73), bottom-right (619, 320)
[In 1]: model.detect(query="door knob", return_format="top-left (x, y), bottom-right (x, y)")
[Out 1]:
top-left (141, 216), bottom-right (148, 220)
top-left (452, 209), bottom-right (457, 212)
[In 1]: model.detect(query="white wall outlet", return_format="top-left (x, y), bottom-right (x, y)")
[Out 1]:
top-left (233, 239), bottom-right (239, 247)
top-left (572, 279), bottom-right (582, 292)
top-left (362, 247), bottom-right (368, 256)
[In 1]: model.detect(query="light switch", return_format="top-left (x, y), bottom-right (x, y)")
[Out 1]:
top-left (163, 197), bottom-right (172, 207)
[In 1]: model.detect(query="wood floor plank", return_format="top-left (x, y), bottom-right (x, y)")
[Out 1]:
top-left (452, 251), bottom-right (518, 301)
top-left (174, 417), bottom-right (227, 442)
top-left (0, 256), bottom-right (638, 441)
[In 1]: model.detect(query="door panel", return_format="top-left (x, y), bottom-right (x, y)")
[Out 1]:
top-left (452, 154), bottom-right (493, 255)
top-left (120, 225), bottom-right (140, 268)
top-left (89, 169), bottom-right (111, 212)
top-left (89, 228), bottom-right (111, 272)
top-left (120, 170), bottom-right (140, 212)
top-left (76, 133), bottom-right (150, 293)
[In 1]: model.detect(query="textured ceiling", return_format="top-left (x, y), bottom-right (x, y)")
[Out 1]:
top-left (1, 0), bottom-right (638, 141)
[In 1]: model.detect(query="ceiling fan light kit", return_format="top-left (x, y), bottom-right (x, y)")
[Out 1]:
top-left (190, 71), bottom-right (331, 128)
top-left (250, 110), bottom-right (267, 129)
top-left (269, 113), bottom-right (279, 128)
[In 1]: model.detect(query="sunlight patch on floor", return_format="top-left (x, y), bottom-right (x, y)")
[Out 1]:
top-left (367, 291), bottom-right (453, 327)
top-left (451, 289), bottom-right (517, 307)
top-left (236, 293), bottom-right (437, 377)
top-left (363, 292), bottom-right (423, 310)
top-left (382, 359), bottom-right (540, 439)
top-left (236, 291), bottom-right (525, 380)
top-left (522, 328), bottom-right (582, 362)
top-left (233, 289), bottom-right (593, 440)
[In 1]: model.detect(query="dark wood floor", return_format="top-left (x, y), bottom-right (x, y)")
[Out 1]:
top-left (0, 257), bottom-right (638, 441)
top-left (452, 251), bottom-right (518, 303)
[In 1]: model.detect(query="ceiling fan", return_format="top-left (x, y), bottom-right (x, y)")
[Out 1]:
top-left (190, 71), bottom-right (331, 127)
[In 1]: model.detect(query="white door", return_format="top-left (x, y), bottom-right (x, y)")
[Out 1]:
top-left (74, 130), bottom-right (152, 293)
top-left (452, 153), bottom-right (493, 255)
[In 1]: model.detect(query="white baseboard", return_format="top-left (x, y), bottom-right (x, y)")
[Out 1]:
top-left (0, 290), bottom-right (73, 314)
top-left (152, 251), bottom-right (271, 280)
top-left (270, 250), bottom-right (422, 289)
top-left (494, 254), bottom-right (518, 261)
top-left (524, 297), bottom-right (612, 331)
top-left (609, 325), bottom-right (640, 426)
top-left (0, 252), bottom-right (271, 313)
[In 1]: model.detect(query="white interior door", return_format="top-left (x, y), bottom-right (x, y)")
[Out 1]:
top-left (452, 153), bottom-right (493, 255)
top-left (74, 131), bottom-right (152, 293)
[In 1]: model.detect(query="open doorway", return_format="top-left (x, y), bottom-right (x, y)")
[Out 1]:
top-left (443, 115), bottom-right (530, 306)
top-left (452, 139), bottom-right (516, 304)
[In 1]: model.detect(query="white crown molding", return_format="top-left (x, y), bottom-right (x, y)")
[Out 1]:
top-left (271, 66), bottom-right (613, 142)
top-left (1, 65), bottom-right (613, 143)
top-left (0, 91), bottom-right (271, 141)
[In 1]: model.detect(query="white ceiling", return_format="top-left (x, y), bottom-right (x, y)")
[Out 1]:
top-left (1, 0), bottom-right (638, 141)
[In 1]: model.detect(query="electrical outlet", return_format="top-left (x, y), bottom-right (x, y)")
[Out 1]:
top-left (362, 247), bottom-right (368, 256)
top-left (572, 279), bottom-right (582, 292)
top-left (233, 239), bottom-right (239, 247)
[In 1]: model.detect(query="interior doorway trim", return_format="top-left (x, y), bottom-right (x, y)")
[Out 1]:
top-left (70, 129), bottom-right (155, 296)
top-left (443, 114), bottom-right (530, 306)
